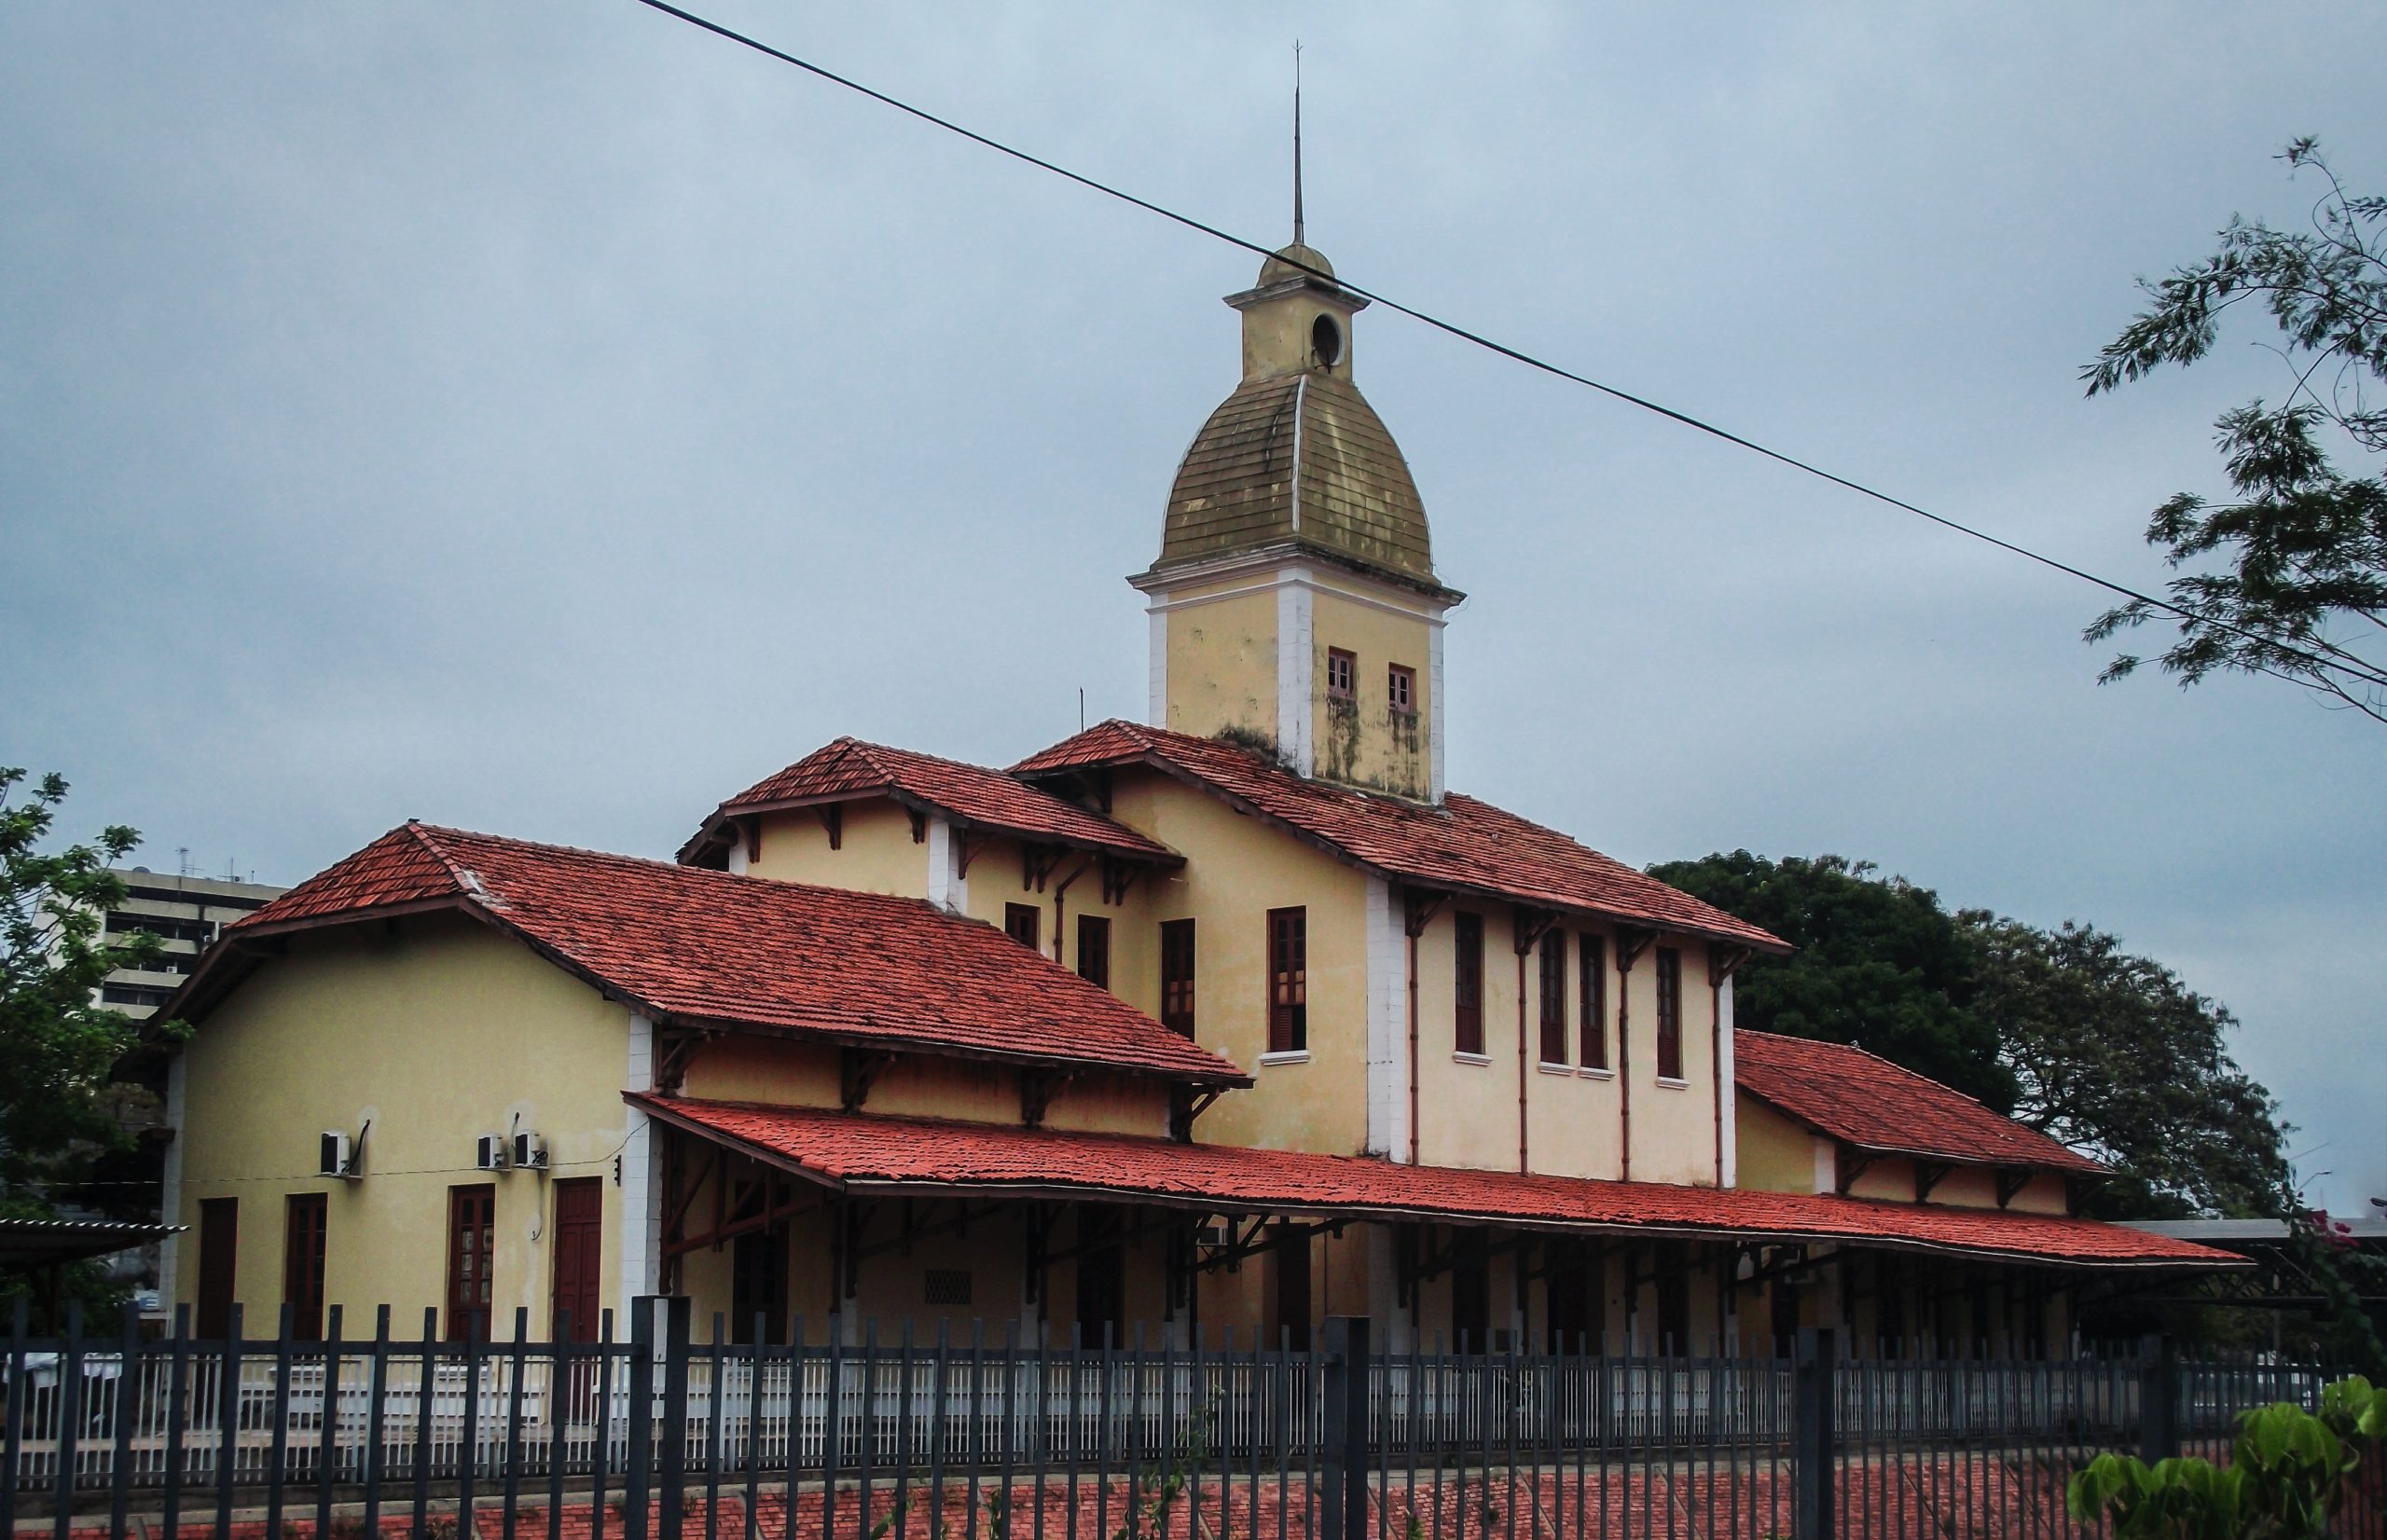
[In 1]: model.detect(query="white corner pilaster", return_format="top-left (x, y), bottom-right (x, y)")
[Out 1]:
top-left (726, 839), bottom-right (749, 876)
top-left (1812, 1134), bottom-right (1837, 1196)
top-left (158, 1052), bottom-right (186, 1309)
top-left (1718, 975), bottom-right (1737, 1187)
top-left (1147, 602), bottom-right (1170, 727)
top-left (925, 816), bottom-right (968, 914)
top-left (620, 1012), bottom-right (662, 1304)
top-left (1276, 575), bottom-right (1315, 775)
top-left (1428, 617), bottom-right (1448, 804)
top-left (1363, 876), bottom-right (1406, 1160)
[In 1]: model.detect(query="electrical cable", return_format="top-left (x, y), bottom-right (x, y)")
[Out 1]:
top-left (625, 0), bottom-right (2383, 695)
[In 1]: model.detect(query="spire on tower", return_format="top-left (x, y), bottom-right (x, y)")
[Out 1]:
top-left (1292, 41), bottom-right (1304, 245)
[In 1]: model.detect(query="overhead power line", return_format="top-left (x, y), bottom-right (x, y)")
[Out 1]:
top-left (626, 0), bottom-right (2377, 694)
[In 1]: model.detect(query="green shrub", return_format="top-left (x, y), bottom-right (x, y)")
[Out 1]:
top-left (2067, 1376), bottom-right (2383, 1538)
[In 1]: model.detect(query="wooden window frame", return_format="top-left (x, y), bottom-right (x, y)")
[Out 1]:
top-left (1003, 902), bottom-right (1041, 952)
top-left (1579, 934), bottom-right (1608, 1069)
top-left (1325, 648), bottom-right (1357, 703)
top-left (1387, 663), bottom-right (1416, 716)
top-left (283, 1192), bottom-right (328, 1343)
top-left (1266, 907), bottom-right (1308, 1054)
top-left (1075, 914), bottom-right (1111, 989)
top-left (446, 1184), bottom-right (496, 1343)
top-left (1159, 918), bottom-right (1196, 1036)
top-left (1538, 928), bottom-right (1568, 1066)
top-left (1453, 912), bottom-right (1484, 1055)
top-left (1655, 945), bottom-right (1684, 1080)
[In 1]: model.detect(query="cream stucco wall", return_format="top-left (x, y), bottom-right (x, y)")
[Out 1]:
top-left (1736, 1093), bottom-right (2076, 1217)
top-left (1161, 588), bottom-right (1279, 749)
top-left (1308, 578), bottom-right (1435, 801)
top-left (173, 915), bottom-right (632, 1339)
top-left (1102, 768), bottom-right (1372, 1158)
top-left (747, 797), bottom-right (932, 897)
top-left (680, 1033), bottom-right (1170, 1138)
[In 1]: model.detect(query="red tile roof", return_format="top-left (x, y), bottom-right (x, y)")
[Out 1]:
top-left (682, 738), bottom-right (1176, 864)
top-left (208, 824), bottom-right (1245, 1085)
top-left (634, 1096), bottom-right (2235, 1271)
top-left (1734, 1030), bottom-right (2104, 1175)
top-left (1014, 722), bottom-right (1787, 952)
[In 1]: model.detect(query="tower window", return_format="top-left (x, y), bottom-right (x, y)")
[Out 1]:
top-left (1005, 903), bottom-right (1041, 951)
top-left (1388, 665), bottom-right (1416, 715)
top-left (1454, 912), bottom-right (1484, 1055)
top-left (1326, 649), bottom-right (1356, 702)
top-left (1580, 934), bottom-right (1608, 1070)
top-left (1655, 946), bottom-right (1684, 1080)
top-left (1310, 313), bottom-right (1343, 367)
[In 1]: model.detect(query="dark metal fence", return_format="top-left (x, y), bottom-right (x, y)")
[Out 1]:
top-left (3, 1300), bottom-right (2376, 1539)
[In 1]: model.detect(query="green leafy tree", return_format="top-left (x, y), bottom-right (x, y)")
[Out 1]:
top-left (0, 768), bottom-right (166, 1193)
top-left (1649, 852), bottom-right (2292, 1217)
top-left (1964, 915), bottom-right (2288, 1219)
top-left (2084, 139), bottom-right (2386, 724)
top-left (1644, 851), bottom-right (2013, 1109)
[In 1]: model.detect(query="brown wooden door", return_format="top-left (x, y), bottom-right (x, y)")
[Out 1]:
top-left (446, 1185), bottom-right (496, 1342)
top-left (549, 1178), bottom-right (602, 1343)
top-left (283, 1193), bottom-right (327, 1342)
top-left (196, 1198), bottom-right (238, 1339)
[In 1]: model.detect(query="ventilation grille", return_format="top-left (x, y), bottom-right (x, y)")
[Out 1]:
top-left (924, 1269), bottom-right (974, 1306)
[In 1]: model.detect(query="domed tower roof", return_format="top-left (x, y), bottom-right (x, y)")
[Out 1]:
top-left (1150, 242), bottom-right (1454, 596)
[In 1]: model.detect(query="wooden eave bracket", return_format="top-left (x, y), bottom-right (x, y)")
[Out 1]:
top-left (742, 816), bottom-right (763, 865)
top-left (1168, 1085), bottom-right (1226, 1142)
top-left (1616, 927), bottom-right (1656, 973)
top-left (1020, 1066), bottom-right (1078, 1128)
top-left (839, 1048), bottom-right (896, 1112)
top-left (1021, 842), bottom-right (1067, 892)
top-left (1707, 943), bottom-right (1753, 985)
top-left (1099, 858), bottom-right (1144, 905)
top-left (1403, 887), bottom-right (1451, 939)
top-left (1994, 1168), bottom-right (2032, 1209)
top-left (1511, 903), bottom-right (1558, 956)
top-left (1835, 1142), bottom-right (1878, 1196)
top-left (655, 1030), bottom-right (713, 1094)
top-left (814, 804), bottom-right (844, 850)
top-left (1913, 1161), bottom-right (1954, 1203)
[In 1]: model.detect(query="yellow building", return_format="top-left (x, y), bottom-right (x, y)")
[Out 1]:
top-left (146, 235), bottom-right (2230, 1356)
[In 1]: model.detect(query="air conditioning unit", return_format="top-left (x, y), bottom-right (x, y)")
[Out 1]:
top-left (513, 1132), bottom-right (548, 1171)
top-left (319, 1131), bottom-right (352, 1178)
top-left (476, 1133), bottom-right (510, 1171)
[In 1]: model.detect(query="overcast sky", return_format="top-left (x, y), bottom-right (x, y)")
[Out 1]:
top-left (5, 2), bottom-right (2380, 1213)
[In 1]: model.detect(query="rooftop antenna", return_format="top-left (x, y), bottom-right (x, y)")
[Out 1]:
top-left (176, 846), bottom-right (192, 879)
top-left (1291, 40), bottom-right (1305, 245)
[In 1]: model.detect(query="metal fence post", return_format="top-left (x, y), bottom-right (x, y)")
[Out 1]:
top-left (1319, 1315), bottom-right (1371, 1540)
top-left (2138, 1334), bottom-right (2178, 1464)
top-left (1793, 1327), bottom-right (1836, 1540)
top-left (661, 1296), bottom-right (691, 1540)
top-left (627, 1297), bottom-right (656, 1540)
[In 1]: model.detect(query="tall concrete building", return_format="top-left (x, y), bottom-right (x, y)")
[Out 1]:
top-left (93, 868), bottom-right (287, 1020)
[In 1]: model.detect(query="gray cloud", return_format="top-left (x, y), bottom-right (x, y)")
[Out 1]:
top-left (4, 0), bottom-right (2380, 1211)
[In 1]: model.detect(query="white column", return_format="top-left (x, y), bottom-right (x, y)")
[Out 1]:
top-left (1717, 975), bottom-right (1738, 1187)
top-left (727, 838), bottom-right (750, 876)
top-left (1812, 1135), bottom-right (1837, 1195)
top-left (1147, 601), bottom-right (1170, 727)
top-left (1363, 876), bottom-right (1406, 1160)
top-left (158, 1053), bottom-right (186, 1310)
top-left (926, 816), bottom-right (968, 914)
top-left (1428, 616), bottom-right (1448, 804)
top-left (620, 1012), bottom-right (662, 1304)
top-left (1276, 575), bottom-right (1315, 775)
top-left (1366, 1222), bottom-right (1410, 1352)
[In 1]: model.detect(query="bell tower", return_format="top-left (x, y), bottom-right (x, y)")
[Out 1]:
top-left (1131, 232), bottom-right (1462, 803)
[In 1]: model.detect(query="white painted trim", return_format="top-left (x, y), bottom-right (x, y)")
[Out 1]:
top-left (1428, 617), bottom-right (1447, 804)
top-left (1256, 1051), bottom-right (1312, 1066)
top-left (1718, 976), bottom-right (1737, 1188)
top-left (726, 841), bottom-right (750, 877)
top-left (1139, 563), bottom-right (1454, 627)
top-left (1287, 376), bottom-right (1307, 534)
top-left (620, 1013), bottom-right (662, 1305)
top-left (1363, 877), bottom-right (1406, 1160)
top-left (158, 1053), bottom-right (186, 1310)
top-left (1276, 578), bottom-right (1315, 776)
top-left (1452, 1051), bottom-right (1493, 1066)
top-left (1812, 1134), bottom-right (1837, 1196)
top-left (1147, 605), bottom-right (1169, 727)
top-left (925, 816), bottom-right (968, 914)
